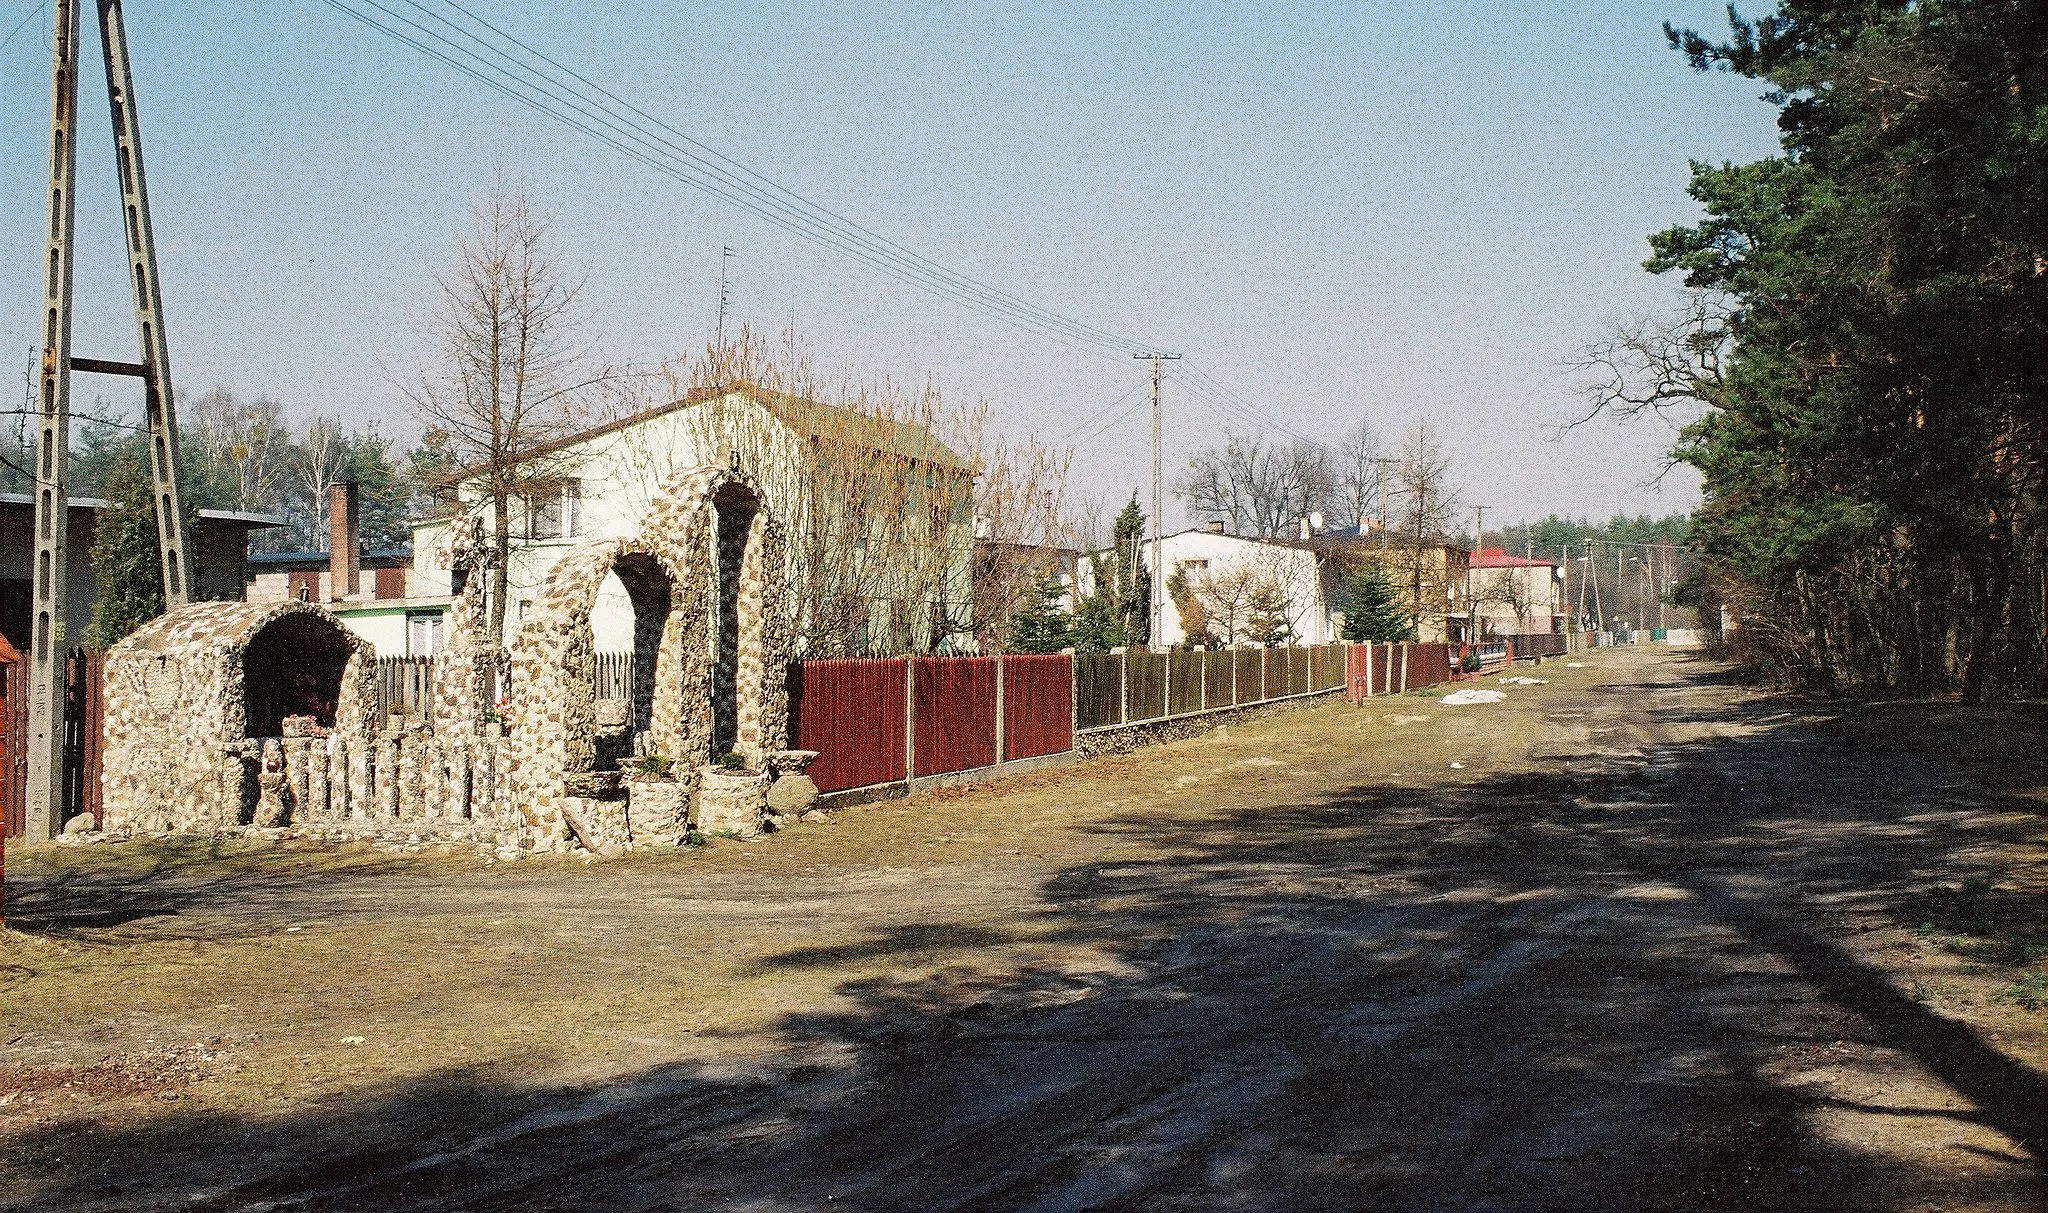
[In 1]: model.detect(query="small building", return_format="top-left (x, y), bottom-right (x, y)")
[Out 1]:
top-left (1304, 524), bottom-right (1473, 644)
top-left (1080, 523), bottom-right (1338, 648)
top-left (243, 484), bottom-right (450, 657)
top-left (1468, 547), bottom-right (1566, 636)
top-left (0, 493), bottom-right (284, 655)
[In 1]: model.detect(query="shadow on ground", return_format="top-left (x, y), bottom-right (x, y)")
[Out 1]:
top-left (7, 658), bottom-right (2048, 1210)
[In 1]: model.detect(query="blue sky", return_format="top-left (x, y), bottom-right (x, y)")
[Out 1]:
top-left (0, 1), bottom-right (1777, 527)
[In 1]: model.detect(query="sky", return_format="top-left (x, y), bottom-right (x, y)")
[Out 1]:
top-left (0, 1), bottom-right (1780, 530)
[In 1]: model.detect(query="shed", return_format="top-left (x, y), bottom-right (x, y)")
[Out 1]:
top-left (101, 600), bottom-right (375, 833)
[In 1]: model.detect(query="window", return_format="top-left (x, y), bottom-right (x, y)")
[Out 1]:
top-left (527, 492), bottom-right (563, 540)
top-left (407, 611), bottom-right (444, 657)
top-left (563, 480), bottom-right (582, 537)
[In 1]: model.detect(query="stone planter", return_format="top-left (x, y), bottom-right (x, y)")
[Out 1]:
top-left (626, 776), bottom-right (689, 845)
top-left (765, 750), bottom-right (822, 820)
top-left (696, 767), bottom-right (770, 838)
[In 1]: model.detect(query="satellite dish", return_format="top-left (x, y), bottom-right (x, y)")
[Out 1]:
top-left (1309, 511), bottom-right (1325, 531)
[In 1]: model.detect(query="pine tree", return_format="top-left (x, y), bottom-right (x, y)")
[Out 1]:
top-left (1006, 575), bottom-right (1073, 654)
top-left (1340, 564), bottom-right (1414, 643)
top-left (83, 452), bottom-right (169, 649)
top-left (1109, 493), bottom-right (1151, 647)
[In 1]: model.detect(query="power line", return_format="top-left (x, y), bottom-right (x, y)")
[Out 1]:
top-left (316, 0), bottom-right (1159, 363)
top-left (313, 0), bottom-right (1364, 458)
top-left (0, 1), bottom-right (41, 54)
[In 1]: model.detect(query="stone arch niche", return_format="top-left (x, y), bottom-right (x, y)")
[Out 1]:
top-left (102, 600), bottom-right (376, 833)
top-left (504, 466), bottom-right (787, 851)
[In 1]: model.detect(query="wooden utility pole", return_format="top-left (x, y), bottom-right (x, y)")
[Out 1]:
top-left (1135, 352), bottom-right (1179, 648)
top-left (28, 0), bottom-right (194, 840)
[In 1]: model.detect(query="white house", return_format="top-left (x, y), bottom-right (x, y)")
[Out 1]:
top-left (399, 382), bottom-right (973, 657)
top-left (1082, 524), bottom-right (1337, 647)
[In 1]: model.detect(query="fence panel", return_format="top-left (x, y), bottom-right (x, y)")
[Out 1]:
top-left (1508, 633), bottom-right (1568, 660)
top-left (1168, 652), bottom-right (1204, 717)
top-left (914, 656), bottom-right (999, 776)
top-left (1126, 652), bottom-right (1167, 721)
top-left (1075, 654), bottom-right (1124, 731)
top-left (1235, 649), bottom-right (1264, 705)
top-left (1405, 643), bottom-right (1453, 690)
top-left (374, 656), bottom-right (436, 721)
top-left (790, 657), bottom-right (908, 793)
top-left (1203, 651), bottom-right (1236, 708)
top-left (62, 650), bottom-right (105, 829)
top-left (1, 658), bottom-right (21, 838)
top-left (594, 651), bottom-right (634, 701)
top-left (1313, 644), bottom-right (1346, 692)
top-left (1002, 654), bottom-right (1073, 761)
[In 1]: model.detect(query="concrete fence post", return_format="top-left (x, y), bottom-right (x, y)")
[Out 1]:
top-left (903, 657), bottom-right (916, 784)
top-left (1119, 649), bottom-right (1129, 726)
top-left (994, 655), bottom-right (1006, 766)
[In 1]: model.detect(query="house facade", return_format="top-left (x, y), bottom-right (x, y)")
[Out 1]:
top-left (407, 383), bottom-right (975, 659)
top-left (1078, 525), bottom-right (1337, 648)
top-left (1468, 547), bottom-right (1566, 636)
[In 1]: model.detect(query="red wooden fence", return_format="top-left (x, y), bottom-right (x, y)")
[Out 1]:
top-left (1002, 654), bottom-right (1072, 761)
top-left (1346, 642), bottom-right (1455, 703)
top-left (913, 656), bottom-right (998, 777)
top-left (789, 658), bottom-right (908, 794)
top-left (0, 648), bottom-right (99, 840)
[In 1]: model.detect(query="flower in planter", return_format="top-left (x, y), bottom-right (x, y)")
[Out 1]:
top-left (717, 750), bottom-right (747, 773)
top-left (635, 753), bottom-right (674, 778)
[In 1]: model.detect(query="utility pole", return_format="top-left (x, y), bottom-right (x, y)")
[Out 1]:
top-left (1588, 541), bottom-right (1603, 631)
top-left (1135, 352), bottom-right (1179, 649)
top-left (1373, 456), bottom-right (1397, 549)
top-left (1470, 505), bottom-right (1486, 643)
top-left (28, 0), bottom-right (195, 840)
top-left (715, 245), bottom-right (735, 366)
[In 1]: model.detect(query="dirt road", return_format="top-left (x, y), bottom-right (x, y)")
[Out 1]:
top-left (6, 648), bottom-right (2048, 1210)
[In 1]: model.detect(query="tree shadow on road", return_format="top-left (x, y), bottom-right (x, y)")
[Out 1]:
top-left (6, 670), bottom-right (2048, 1210)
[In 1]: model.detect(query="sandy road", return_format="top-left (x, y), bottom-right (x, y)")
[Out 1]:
top-left (6, 648), bottom-right (2048, 1210)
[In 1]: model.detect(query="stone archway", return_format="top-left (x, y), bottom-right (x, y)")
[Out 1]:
top-left (504, 539), bottom-right (694, 842)
top-left (504, 465), bottom-right (787, 849)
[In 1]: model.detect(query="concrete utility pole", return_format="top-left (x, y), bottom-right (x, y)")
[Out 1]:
top-left (28, 0), bottom-right (195, 840)
top-left (1135, 352), bottom-right (1179, 648)
top-left (1374, 457), bottom-right (1396, 551)
top-left (715, 245), bottom-right (735, 363)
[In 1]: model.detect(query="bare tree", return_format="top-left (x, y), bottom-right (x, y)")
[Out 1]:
top-left (1175, 432), bottom-right (1333, 538)
top-left (1565, 291), bottom-right (1732, 427)
top-left (1375, 421), bottom-right (1465, 639)
top-left (402, 168), bottom-right (606, 650)
top-left (290, 415), bottom-right (346, 551)
top-left (189, 386), bottom-right (289, 518)
top-left (1330, 417), bottom-right (1384, 530)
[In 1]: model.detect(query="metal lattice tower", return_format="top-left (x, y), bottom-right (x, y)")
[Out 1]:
top-left (28, 0), bottom-right (193, 840)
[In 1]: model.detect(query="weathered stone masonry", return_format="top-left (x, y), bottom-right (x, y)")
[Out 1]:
top-left (100, 463), bottom-right (793, 854)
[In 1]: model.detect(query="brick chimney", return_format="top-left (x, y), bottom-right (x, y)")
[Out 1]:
top-left (329, 480), bottom-right (360, 601)
top-left (1206, 519), bottom-right (1224, 534)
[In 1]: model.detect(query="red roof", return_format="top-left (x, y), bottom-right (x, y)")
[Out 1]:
top-left (1469, 547), bottom-right (1557, 569)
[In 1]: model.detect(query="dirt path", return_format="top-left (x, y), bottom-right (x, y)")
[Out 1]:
top-left (6, 649), bottom-right (2048, 1210)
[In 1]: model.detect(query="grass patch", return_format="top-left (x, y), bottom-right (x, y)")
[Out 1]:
top-left (1991, 971), bottom-right (2048, 1011)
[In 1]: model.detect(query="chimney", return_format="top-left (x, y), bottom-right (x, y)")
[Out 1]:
top-left (1299, 517), bottom-right (1312, 541)
top-left (1207, 519), bottom-right (1224, 534)
top-left (329, 480), bottom-right (360, 601)
top-left (1359, 513), bottom-right (1371, 534)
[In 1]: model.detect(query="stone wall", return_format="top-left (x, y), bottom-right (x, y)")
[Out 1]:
top-left (101, 600), bottom-right (378, 833)
top-left (99, 466), bottom-right (793, 855)
top-left (502, 465), bottom-right (789, 851)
